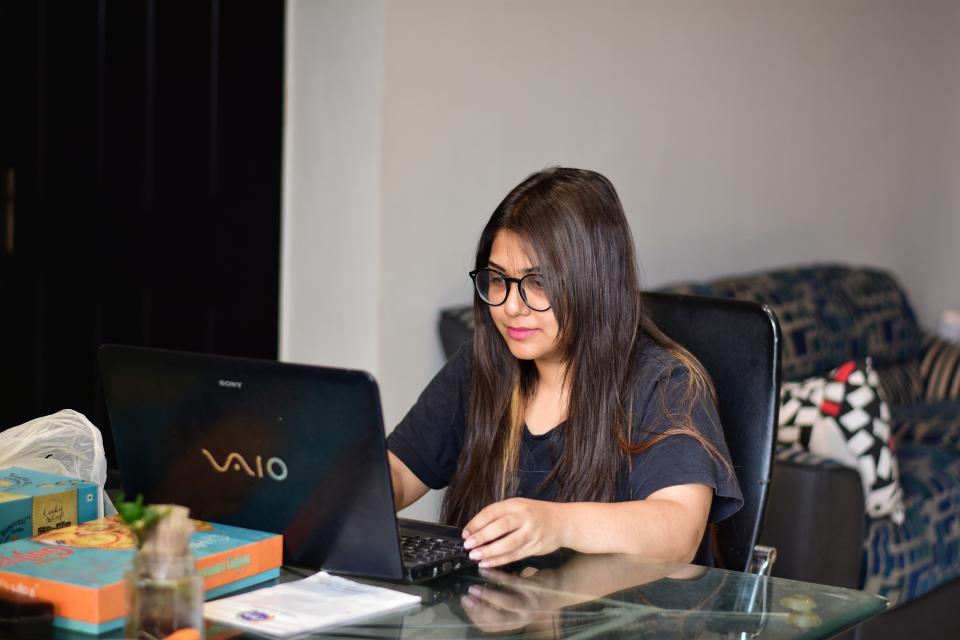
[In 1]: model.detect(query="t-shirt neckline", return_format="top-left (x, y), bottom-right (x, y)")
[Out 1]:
top-left (523, 423), bottom-right (564, 441)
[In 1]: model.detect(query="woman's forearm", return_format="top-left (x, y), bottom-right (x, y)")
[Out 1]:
top-left (462, 483), bottom-right (712, 567)
top-left (556, 485), bottom-right (711, 563)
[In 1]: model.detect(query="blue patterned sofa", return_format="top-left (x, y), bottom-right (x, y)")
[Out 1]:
top-left (656, 265), bottom-right (960, 640)
top-left (436, 263), bottom-right (960, 640)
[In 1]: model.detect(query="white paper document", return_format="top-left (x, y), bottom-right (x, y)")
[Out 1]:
top-left (203, 571), bottom-right (422, 637)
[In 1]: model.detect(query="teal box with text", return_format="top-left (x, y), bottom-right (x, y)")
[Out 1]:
top-left (0, 467), bottom-right (98, 543)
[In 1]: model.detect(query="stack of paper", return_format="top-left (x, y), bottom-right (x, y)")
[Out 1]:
top-left (204, 571), bottom-right (422, 637)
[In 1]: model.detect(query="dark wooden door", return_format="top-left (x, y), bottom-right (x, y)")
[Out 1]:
top-left (0, 0), bottom-right (284, 467)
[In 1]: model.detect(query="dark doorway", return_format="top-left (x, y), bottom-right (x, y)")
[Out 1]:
top-left (0, 0), bottom-right (284, 468)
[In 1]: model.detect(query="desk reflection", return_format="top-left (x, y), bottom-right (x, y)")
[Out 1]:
top-left (116, 551), bottom-right (882, 640)
top-left (382, 554), bottom-right (874, 639)
top-left (459, 553), bottom-right (689, 636)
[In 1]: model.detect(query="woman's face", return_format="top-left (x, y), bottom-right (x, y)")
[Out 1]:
top-left (486, 230), bottom-right (562, 365)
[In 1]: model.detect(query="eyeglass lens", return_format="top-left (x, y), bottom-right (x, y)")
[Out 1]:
top-left (474, 269), bottom-right (550, 311)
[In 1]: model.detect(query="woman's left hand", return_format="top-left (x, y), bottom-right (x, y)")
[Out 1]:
top-left (462, 498), bottom-right (565, 568)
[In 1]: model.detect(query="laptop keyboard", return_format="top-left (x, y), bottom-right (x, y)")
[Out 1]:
top-left (400, 535), bottom-right (472, 580)
top-left (400, 534), bottom-right (467, 566)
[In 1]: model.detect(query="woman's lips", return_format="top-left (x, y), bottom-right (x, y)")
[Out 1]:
top-left (507, 327), bottom-right (539, 340)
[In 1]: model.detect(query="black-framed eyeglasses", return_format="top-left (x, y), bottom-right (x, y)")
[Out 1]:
top-left (468, 268), bottom-right (552, 312)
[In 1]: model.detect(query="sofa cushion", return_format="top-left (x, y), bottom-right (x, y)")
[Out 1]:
top-left (920, 336), bottom-right (960, 402)
top-left (892, 401), bottom-right (960, 450)
top-left (862, 444), bottom-right (960, 606)
top-left (876, 361), bottom-right (924, 407)
top-left (831, 268), bottom-right (921, 367)
top-left (658, 265), bottom-right (922, 380)
top-left (779, 359), bottom-right (905, 520)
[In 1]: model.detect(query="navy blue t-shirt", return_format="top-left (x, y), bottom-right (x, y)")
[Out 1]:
top-left (387, 337), bottom-right (743, 564)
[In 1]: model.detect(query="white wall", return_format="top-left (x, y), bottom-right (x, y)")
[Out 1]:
top-left (281, 0), bottom-right (385, 373)
top-left (284, 0), bottom-right (960, 521)
top-left (906, 0), bottom-right (960, 330)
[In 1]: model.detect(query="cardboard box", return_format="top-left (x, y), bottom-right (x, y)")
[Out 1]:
top-left (0, 515), bottom-right (283, 634)
top-left (0, 467), bottom-right (98, 543)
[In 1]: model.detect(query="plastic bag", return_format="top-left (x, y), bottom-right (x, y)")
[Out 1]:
top-left (0, 409), bottom-right (114, 517)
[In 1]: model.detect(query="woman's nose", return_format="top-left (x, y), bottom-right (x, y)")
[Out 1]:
top-left (503, 282), bottom-right (529, 316)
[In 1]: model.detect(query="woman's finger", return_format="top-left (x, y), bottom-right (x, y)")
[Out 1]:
top-left (479, 566), bottom-right (532, 588)
top-left (465, 511), bottom-right (520, 551)
top-left (462, 500), bottom-right (513, 542)
top-left (466, 584), bottom-right (526, 612)
top-left (480, 546), bottom-right (529, 568)
top-left (474, 531), bottom-right (532, 567)
top-left (460, 594), bottom-right (526, 633)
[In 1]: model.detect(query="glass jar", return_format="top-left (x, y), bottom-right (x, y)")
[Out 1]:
top-left (125, 550), bottom-right (204, 639)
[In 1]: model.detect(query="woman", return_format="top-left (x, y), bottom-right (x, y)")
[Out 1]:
top-left (387, 167), bottom-right (741, 568)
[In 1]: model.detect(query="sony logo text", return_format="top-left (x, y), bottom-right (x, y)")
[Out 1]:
top-left (218, 379), bottom-right (243, 389)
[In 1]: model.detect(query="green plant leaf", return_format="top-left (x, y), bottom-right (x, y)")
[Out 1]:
top-left (115, 494), bottom-right (170, 549)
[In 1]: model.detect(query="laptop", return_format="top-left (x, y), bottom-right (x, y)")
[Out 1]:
top-left (98, 344), bottom-right (476, 583)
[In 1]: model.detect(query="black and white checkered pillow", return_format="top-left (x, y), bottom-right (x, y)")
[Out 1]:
top-left (779, 359), bottom-right (905, 521)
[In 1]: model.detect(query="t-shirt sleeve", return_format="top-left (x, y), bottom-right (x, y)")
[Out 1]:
top-left (386, 344), bottom-right (471, 490)
top-left (627, 360), bottom-right (743, 524)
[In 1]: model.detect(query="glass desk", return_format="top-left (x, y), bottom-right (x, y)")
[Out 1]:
top-left (195, 553), bottom-right (887, 640)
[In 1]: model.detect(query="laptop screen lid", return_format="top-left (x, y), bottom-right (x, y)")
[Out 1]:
top-left (98, 344), bottom-right (406, 580)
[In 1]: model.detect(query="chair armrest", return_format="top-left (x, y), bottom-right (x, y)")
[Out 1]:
top-left (758, 454), bottom-right (865, 589)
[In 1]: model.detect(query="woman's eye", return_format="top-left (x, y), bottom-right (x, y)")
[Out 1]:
top-left (525, 276), bottom-right (544, 291)
top-left (489, 274), bottom-right (506, 287)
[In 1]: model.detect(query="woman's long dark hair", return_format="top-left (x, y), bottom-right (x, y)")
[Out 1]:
top-left (441, 167), bottom-right (729, 527)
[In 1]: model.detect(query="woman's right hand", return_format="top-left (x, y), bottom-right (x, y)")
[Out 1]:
top-left (462, 497), bottom-right (566, 567)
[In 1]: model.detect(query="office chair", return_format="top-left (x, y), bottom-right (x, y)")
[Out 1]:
top-left (644, 292), bottom-right (782, 573)
top-left (437, 292), bottom-right (782, 574)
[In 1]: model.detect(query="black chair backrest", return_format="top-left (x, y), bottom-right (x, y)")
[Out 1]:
top-left (644, 292), bottom-right (782, 572)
